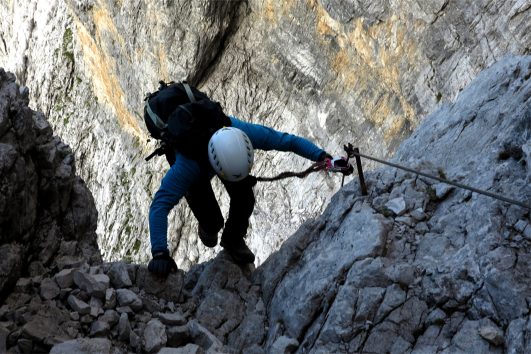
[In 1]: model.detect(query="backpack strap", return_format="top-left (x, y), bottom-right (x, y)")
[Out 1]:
top-left (145, 101), bottom-right (167, 130)
top-left (182, 82), bottom-right (196, 103)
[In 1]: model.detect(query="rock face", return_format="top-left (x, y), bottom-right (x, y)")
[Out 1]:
top-left (254, 55), bottom-right (531, 353)
top-left (1, 54), bottom-right (530, 353)
top-left (0, 69), bottom-right (101, 303)
top-left (0, 0), bottom-right (529, 268)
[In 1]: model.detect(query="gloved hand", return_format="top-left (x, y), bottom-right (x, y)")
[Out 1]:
top-left (317, 151), bottom-right (333, 162)
top-left (325, 156), bottom-right (354, 175)
top-left (148, 250), bottom-right (178, 277)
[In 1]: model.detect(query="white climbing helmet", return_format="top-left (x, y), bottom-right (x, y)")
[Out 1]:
top-left (208, 127), bottom-right (254, 182)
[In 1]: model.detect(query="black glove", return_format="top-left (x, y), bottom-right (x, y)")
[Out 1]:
top-left (330, 157), bottom-right (354, 176)
top-left (148, 250), bottom-right (178, 277)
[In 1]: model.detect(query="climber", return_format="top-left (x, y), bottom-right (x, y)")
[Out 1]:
top-left (144, 81), bottom-right (352, 276)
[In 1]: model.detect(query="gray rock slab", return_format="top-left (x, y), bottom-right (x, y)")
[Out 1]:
top-left (99, 309), bottom-right (120, 326)
top-left (22, 313), bottom-right (69, 346)
top-left (157, 312), bottom-right (186, 326)
top-left (157, 344), bottom-right (204, 354)
top-left (67, 295), bottom-right (90, 315)
top-left (166, 324), bottom-right (190, 348)
top-left (386, 197), bottom-right (407, 215)
top-left (270, 336), bottom-right (299, 354)
top-left (40, 278), bottom-right (60, 300)
top-left (117, 312), bottom-right (131, 342)
top-left (108, 262), bottom-right (132, 288)
top-left (264, 204), bottom-right (390, 340)
top-left (135, 267), bottom-right (184, 303)
top-left (89, 321), bottom-right (110, 337)
top-left (89, 297), bottom-right (104, 317)
top-left (478, 318), bottom-right (504, 346)
top-left (73, 271), bottom-right (108, 299)
top-left (104, 288), bottom-right (116, 309)
top-left (0, 324), bottom-right (9, 353)
top-left (144, 319), bottom-right (167, 353)
top-left (116, 288), bottom-right (143, 311)
top-left (130, 330), bottom-right (142, 353)
top-left (434, 183), bottom-right (454, 199)
top-left (50, 338), bottom-right (113, 354)
top-left (188, 320), bottom-right (223, 352)
top-left (54, 269), bottom-right (75, 289)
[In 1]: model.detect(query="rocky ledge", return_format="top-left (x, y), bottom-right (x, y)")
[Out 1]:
top-left (0, 68), bottom-right (101, 303)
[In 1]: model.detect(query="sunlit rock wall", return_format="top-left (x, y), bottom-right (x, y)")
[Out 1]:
top-left (0, 0), bottom-right (528, 268)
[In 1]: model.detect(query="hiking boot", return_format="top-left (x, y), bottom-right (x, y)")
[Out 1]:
top-left (198, 225), bottom-right (218, 248)
top-left (220, 238), bottom-right (255, 264)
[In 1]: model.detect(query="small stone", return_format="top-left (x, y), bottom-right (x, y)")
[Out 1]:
top-left (0, 325), bottom-right (10, 353)
top-left (136, 312), bottom-right (153, 324)
top-left (166, 302), bottom-right (176, 312)
top-left (117, 313), bottom-right (131, 342)
top-left (90, 321), bottom-right (110, 337)
top-left (40, 278), bottom-right (60, 300)
top-left (70, 312), bottom-right (79, 321)
top-left (157, 312), bottom-right (186, 326)
top-left (415, 222), bottom-right (429, 233)
top-left (410, 208), bottom-right (427, 221)
top-left (513, 219), bottom-right (527, 231)
top-left (271, 336), bottom-right (299, 353)
top-left (479, 321), bottom-right (504, 346)
top-left (396, 216), bottom-right (415, 227)
top-left (50, 338), bottom-right (112, 354)
top-left (143, 319), bottom-right (167, 353)
top-left (426, 308), bottom-right (446, 325)
top-left (434, 183), bottom-right (453, 199)
top-left (188, 320), bottom-right (223, 352)
top-left (524, 226), bottom-right (531, 240)
top-left (99, 309), bottom-right (120, 326)
top-left (104, 288), bottom-right (116, 309)
top-left (31, 276), bottom-right (42, 285)
top-left (90, 297), bottom-right (104, 317)
top-left (116, 289), bottom-right (143, 311)
top-left (158, 344), bottom-right (204, 354)
top-left (141, 296), bottom-right (162, 313)
top-left (108, 262), bottom-right (133, 288)
top-left (93, 274), bottom-right (110, 288)
top-left (15, 278), bottom-right (32, 293)
top-left (67, 295), bottom-right (90, 315)
top-left (116, 306), bottom-right (134, 315)
top-left (166, 325), bottom-right (190, 347)
top-left (17, 338), bottom-right (33, 353)
top-left (73, 271), bottom-right (107, 299)
top-left (54, 269), bottom-right (75, 289)
top-left (385, 197), bottom-right (407, 216)
top-left (80, 315), bottom-right (93, 324)
top-left (130, 331), bottom-right (142, 353)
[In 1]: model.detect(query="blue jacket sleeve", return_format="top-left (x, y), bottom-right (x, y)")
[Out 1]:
top-left (149, 154), bottom-right (201, 253)
top-left (230, 116), bottom-right (326, 161)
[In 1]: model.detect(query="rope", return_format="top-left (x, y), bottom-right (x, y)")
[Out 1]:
top-left (350, 150), bottom-right (530, 210)
top-left (256, 162), bottom-right (327, 182)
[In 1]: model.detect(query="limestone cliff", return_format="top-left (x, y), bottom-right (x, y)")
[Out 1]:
top-left (0, 0), bottom-right (529, 269)
top-left (0, 53), bottom-right (529, 354)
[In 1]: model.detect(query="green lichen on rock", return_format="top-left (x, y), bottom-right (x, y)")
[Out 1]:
top-left (62, 27), bottom-right (74, 63)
